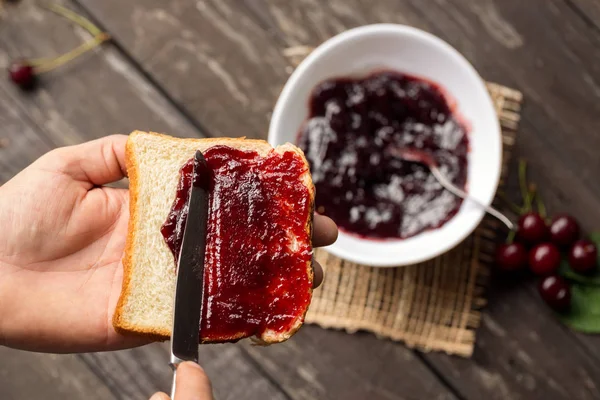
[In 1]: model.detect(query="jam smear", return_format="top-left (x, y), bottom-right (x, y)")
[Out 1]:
top-left (161, 146), bottom-right (312, 341)
top-left (298, 70), bottom-right (469, 239)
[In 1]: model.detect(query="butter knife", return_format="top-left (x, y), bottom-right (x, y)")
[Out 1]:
top-left (170, 150), bottom-right (210, 398)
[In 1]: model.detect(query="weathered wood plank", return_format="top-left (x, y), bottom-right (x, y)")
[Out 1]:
top-left (0, 86), bottom-right (54, 182)
top-left (247, 326), bottom-right (458, 400)
top-left (0, 345), bottom-right (117, 399)
top-left (79, 343), bottom-right (289, 400)
top-left (0, 0), bottom-right (200, 149)
top-left (423, 277), bottom-right (600, 399)
top-left (567, 0), bottom-right (600, 31)
top-left (74, 0), bottom-right (295, 139)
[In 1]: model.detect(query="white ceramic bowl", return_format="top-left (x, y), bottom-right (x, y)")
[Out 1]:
top-left (269, 24), bottom-right (501, 267)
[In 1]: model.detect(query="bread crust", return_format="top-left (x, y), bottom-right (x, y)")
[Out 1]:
top-left (113, 131), bottom-right (315, 344)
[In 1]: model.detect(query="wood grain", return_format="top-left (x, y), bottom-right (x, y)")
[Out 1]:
top-left (0, 0), bottom-right (200, 151)
top-left (567, 0), bottom-right (600, 31)
top-left (0, 347), bottom-right (117, 400)
top-left (75, 0), bottom-right (294, 139)
top-left (247, 325), bottom-right (458, 400)
top-left (0, 86), bottom-right (53, 182)
top-left (423, 277), bottom-right (600, 399)
top-left (79, 343), bottom-right (289, 400)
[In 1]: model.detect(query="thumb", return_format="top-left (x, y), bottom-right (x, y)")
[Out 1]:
top-left (149, 393), bottom-right (170, 400)
top-left (39, 134), bottom-right (128, 187)
top-left (174, 362), bottom-right (214, 400)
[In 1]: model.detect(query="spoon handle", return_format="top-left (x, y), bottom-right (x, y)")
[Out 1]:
top-left (430, 166), bottom-right (514, 230)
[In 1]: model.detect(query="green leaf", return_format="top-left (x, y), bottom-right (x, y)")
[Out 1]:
top-left (557, 231), bottom-right (600, 286)
top-left (558, 285), bottom-right (600, 333)
top-left (555, 231), bottom-right (600, 333)
top-left (558, 260), bottom-right (600, 285)
top-left (589, 231), bottom-right (600, 245)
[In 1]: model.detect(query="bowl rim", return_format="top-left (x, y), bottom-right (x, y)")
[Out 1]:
top-left (269, 23), bottom-right (502, 267)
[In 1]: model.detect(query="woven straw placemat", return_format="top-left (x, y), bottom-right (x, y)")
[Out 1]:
top-left (305, 82), bottom-right (523, 357)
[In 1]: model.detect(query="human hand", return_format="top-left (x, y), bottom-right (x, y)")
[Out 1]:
top-left (149, 362), bottom-right (214, 400)
top-left (0, 135), bottom-right (337, 353)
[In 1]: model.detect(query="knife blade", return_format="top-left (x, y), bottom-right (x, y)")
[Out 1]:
top-left (170, 150), bottom-right (210, 369)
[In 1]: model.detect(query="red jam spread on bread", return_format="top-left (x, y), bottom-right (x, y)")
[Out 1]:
top-left (298, 71), bottom-right (469, 239)
top-left (161, 145), bottom-right (312, 341)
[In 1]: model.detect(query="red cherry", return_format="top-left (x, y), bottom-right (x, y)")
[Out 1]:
top-left (517, 212), bottom-right (549, 245)
top-left (549, 214), bottom-right (580, 248)
top-left (8, 60), bottom-right (36, 90)
top-left (529, 243), bottom-right (561, 275)
top-left (538, 275), bottom-right (571, 312)
top-left (569, 240), bottom-right (597, 273)
top-left (495, 243), bottom-right (527, 271)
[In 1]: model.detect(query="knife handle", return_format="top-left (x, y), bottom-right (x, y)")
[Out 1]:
top-left (170, 355), bottom-right (199, 399)
top-left (170, 366), bottom-right (178, 399)
top-left (169, 357), bottom-right (184, 399)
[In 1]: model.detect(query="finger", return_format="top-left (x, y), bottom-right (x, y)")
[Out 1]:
top-left (313, 214), bottom-right (338, 247)
top-left (313, 260), bottom-right (324, 288)
top-left (42, 134), bottom-right (128, 187)
top-left (174, 362), bottom-right (214, 400)
top-left (149, 392), bottom-right (170, 400)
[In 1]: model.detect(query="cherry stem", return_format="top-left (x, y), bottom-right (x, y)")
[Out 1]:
top-left (26, 57), bottom-right (55, 67)
top-left (497, 191), bottom-right (522, 215)
top-left (34, 32), bottom-right (110, 74)
top-left (518, 159), bottom-right (531, 213)
top-left (506, 229), bottom-right (516, 244)
top-left (45, 3), bottom-right (102, 36)
top-left (536, 191), bottom-right (547, 219)
top-left (523, 183), bottom-right (536, 214)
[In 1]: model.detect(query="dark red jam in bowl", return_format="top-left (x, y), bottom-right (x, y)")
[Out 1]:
top-left (298, 71), bottom-right (469, 239)
top-left (161, 146), bottom-right (313, 341)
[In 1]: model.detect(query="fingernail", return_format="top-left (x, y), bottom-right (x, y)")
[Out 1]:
top-left (181, 361), bottom-right (202, 370)
top-left (149, 392), bottom-right (170, 400)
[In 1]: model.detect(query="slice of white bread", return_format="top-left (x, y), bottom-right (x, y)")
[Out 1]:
top-left (113, 131), bottom-right (314, 344)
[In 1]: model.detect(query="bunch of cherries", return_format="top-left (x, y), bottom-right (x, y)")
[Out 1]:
top-left (496, 212), bottom-right (597, 312)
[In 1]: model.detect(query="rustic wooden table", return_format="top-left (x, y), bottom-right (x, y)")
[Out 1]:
top-left (1, 1), bottom-right (600, 399)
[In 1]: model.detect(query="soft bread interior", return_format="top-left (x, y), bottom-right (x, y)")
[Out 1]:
top-left (113, 131), bottom-right (313, 342)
